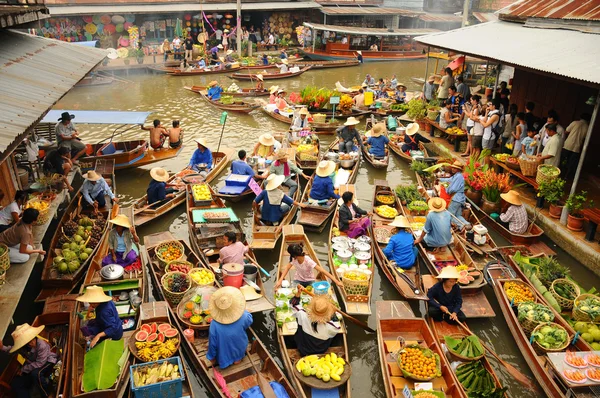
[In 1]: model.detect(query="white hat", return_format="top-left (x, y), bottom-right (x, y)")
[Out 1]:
top-left (195, 138), bottom-right (209, 148)
top-left (316, 160), bottom-right (336, 178)
top-left (209, 286), bottom-right (246, 324)
top-left (299, 108), bottom-right (310, 116)
top-left (356, 50), bottom-right (362, 55)
top-left (217, 44), bottom-right (224, 49)
top-left (226, 49), bottom-right (233, 55)
top-left (256, 74), bottom-right (264, 81)
top-left (240, 285), bottom-right (262, 301)
top-left (258, 133), bottom-right (275, 146)
top-left (269, 86), bottom-right (279, 94)
top-left (436, 266), bottom-right (460, 279)
top-left (8, 323), bottom-right (45, 353)
top-left (76, 285), bottom-right (112, 303)
top-left (344, 117), bottom-right (360, 126)
top-left (405, 123), bottom-right (420, 136)
top-left (224, 29), bottom-right (230, 33)
top-left (106, 48), bottom-right (118, 60)
top-left (389, 215), bottom-right (410, 229)
top-left (265, 174), bottom-right (285, 191)
top-left (150, 167), bottom-right (170, 182)
top-left (83, 170), bottom-right (102, 182)
top-left (281, 59), bottom-right (288, 65)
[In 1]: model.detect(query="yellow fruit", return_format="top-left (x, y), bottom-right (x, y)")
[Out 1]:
top-left (322, 373), bottom-right (330, 383)
top-left (337, 357), bottom-right (346, 365)
top-left (331, 373), bottom-right (341, 381)
top-left (296, 358), bottom-right (305, 373)
top-left (330, 352), bottom-right (337, 362)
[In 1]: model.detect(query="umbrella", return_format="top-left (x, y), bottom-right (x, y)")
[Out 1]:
top-left (174, 18), bottom-right (183, 38)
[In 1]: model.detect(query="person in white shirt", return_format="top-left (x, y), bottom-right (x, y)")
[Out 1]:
top-left (341, 36), bottom-right (348, 44)
top-left (172, 36), bottom-right (181, 60)
top-left (268, 33), bottom-right (275, 47)
top-left (536, 110), bottom-right (565, 154)
top-left (276, 58), bottom-right (289, 73)
top-left (562, 113), bottom-right (591, 179)
top-left (538, 124), bottom-right (562, 168)
top-left (0, 190), bottom-right (27, 233)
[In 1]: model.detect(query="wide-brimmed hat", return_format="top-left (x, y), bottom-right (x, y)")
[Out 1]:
top-left (256, 74), bottom-right (264, 81)
top-left (277, 89), bottom-right (286, 94)
top-left (109, 214), bottom-right (131, 229)
top-left (306, 295), bottom-right (335, 324)
top-left (356, 50), bottom-right (362, 55)
top-left (448, 160), bottom-right (464, 170)
top-left (224, 29), bottom-right (230, 33)
top-left (274, 149), bottom-right (288, 160)
top-left (209, 286), bottom-right (246, 324)
top-left (500, 190), bottom-right (522, 206)
top-left (405, 123), bottom-right (420, 136)
top-left (106, 48), bottom-right (119, 60)
top-left (58, 112), bottom-right (75, 121)
top-left (397, 83), bottom-right (407, 89)
top-left (150, 167), bottom-right (170, 182)
top-left (76, 285), bottom-right (112, 303)
top-left (428, 75), bottom-right (436, 83)
top-left (344, 117), bottom-right (360, 126)
top-left (217, 44), bottom-right (223, 49)
top-left (269, 86), bottom-right (279, 94)
top-left (436, 266), bottom-right (460, 279)
top-left (428, 197), bottom-right (447, 212)
top-left (208, 80), bottom-right (218, 87)
top-left (366, 122), bottom-right (386, 138)
top-left (219, 57), bottom-right (225, 62)
top-left (299, 108), bottom-right (310, 116)
top-left (389, 215), bottom-right (410, 229)
top-left (9, 323), bottom-right (45, 353)
top-left (316, 160), bottom-right (336, 177)
top-left (258, 133), bottom-right (275, 146)
top-left (361, 83), bottom-right (368, 88)
top-left (194, 138), bottom-right (209, 148)
top-left (281, 59), bottom-right (288, 65)
top-left (265, 174), bottom-right (285, 191)
top-left (240, 285), bottom-right (262, 301)
top-left (83, 170), bottom-right (102, 182)
top-left (226, 49), bottom-right (233, 55)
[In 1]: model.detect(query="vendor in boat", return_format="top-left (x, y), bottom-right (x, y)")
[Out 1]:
top-left (309, 161), bottom-right (339, 203)
top-left (498, 190), bottom-right (528, 234)
top-left (261, 53), bottom-right (269, 66)
top-left (78, 285), bottom-right (123, 348)
top-left (353, 88), bottom-right (366, 109)
top-left (43, 146), bottom-right (74, 192)
top-left (383, 216), bottom-right (418, 269)
top-left (427, 266), bottom-right (466, 324)
top-left (209, 44), bottom-right (223, 65)
top-left (338, 191), bottom-right (371, 239)
top-left (207, 287), bottom-right (253, 369)
top-left (276, 58), bottom-right (289, 73)
top-left (254, 74), bottom-right (264, 91)
top-left (147, 167), bottom-right (181, 205)
top-left (224, 49), bottom-right (235, 63)
top-left (336, 117), bottom-right (365, 154)
top-left (275, 89), bottom-right (289, 111)
top-left (363, 74), bottom-right (376, 86)
top-left (365, 122), bottom-right (389, 159)
top-left (266, 149), bottom-right (308, 197)
top-left (140, 119), bottom-right (169, 150)
top-left (268, 85), bottom-right (279, 104)
top-left (81, 170), bottom-right (118, 210)
top-left (0, 208), bottom-right (45, 264)
top-left (394, 84), bottom-right (407, 103)
top-left (197, 57), bottom-right (206, 68)
top-left (356, 50), bottom-right (363, 63)
top-left (0, 190), bottom-right (27, 233)
top-left (101, 214), bottom-right (139, 267)
top-left (275, 244), bottom-right (342, 290)
top-left (252, 133), bottom-right (277, 159)
top-left (438, 161), bottom-right (470, 230)
top-left (188, 138), bottom-right (213, 176)
top-left (218, 231), bottom-right (249, 266)
top-left (207, 80), bottom-right (224, 101)
top-left (231, 150), bottom-right (256, 177)
top-left (401, 122), bottom-right (431, 153)
top-left (291, 107), bottom-right (311, 135)
top-left (55, 112), bottom-right (87, 163)
top-left (253, 175), bottom-right (304, 226)
top-left (0, 323), bottom-right (57, 398)
top-left (414, 198), bottom-right (452, 251)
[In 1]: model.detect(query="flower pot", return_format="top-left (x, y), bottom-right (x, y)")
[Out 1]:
top-left (548, 203), bottom-right (564, 219)
top-left (485, 87), bottom-right (493, 97)
top-left (417, 119), bottom-right (427, 132)
top-left (465, 189), bottom-right (482, 206)
top-left (124, 59), bottom-right (130, 65)
top-left (481, 197), bottom-right (501, 215)
top-left (567, 214), bottom-right (584, 231)
top-left (137, 57), bottom-right (144, 64)
top-left (401, 200), bottom-right (407, 206)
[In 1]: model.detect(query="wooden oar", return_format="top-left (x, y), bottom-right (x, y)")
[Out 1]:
top-left (455, 319), bottom-right (537, 389)
top-left (246, 348), bottom-right (277, 398)
top-left (244, 254), bottom-right (270, 278)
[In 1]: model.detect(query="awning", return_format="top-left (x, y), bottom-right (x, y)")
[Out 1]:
top-left (419, 13), bottom-right (463, 23)
top-left (41, 110), bottom-right (152, 125)
top-left (73, 40), bottom-right (99, 47)
top-left (0, 30), bottom-right (107, 158)
top-left (320, 7), bottom-right (421, 17)
top-left (473, 12), bottom-right (498, 23)
top-left (416, 20), bottom-right (600, 86)
top-left (303, 22), bottom-right (440, 37)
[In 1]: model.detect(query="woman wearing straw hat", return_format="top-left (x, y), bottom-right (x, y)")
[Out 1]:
top-left (0, 323), bottom-right (57, 398)
top-left (101, 214), bottom-right (139, 267)
top-left (268, 86), bottom-right (279, 104)
top-left (275, 89), bottom-right (289, 111)
top-left (310, 161), bottom-right (339, 203)
top-left (147, 167), bottom-right (179, 206)
top-left (427, 266), bottom-right (466, 324)
top-left (498, 190), bottom-right (528, 234)
top-left (400, 122), bottom-right (431, 153)
top-left (252, 133), bottom-right (277, 159)
top-left (206, 287), bottom-right (253, 369)
top-left (267, 149), bottom-right (308, 197)
top-left (336, 117), bottom-right (364, 154)
top-left (207, 80), bottom-right (223, 101)
top-left (253, 174), bottom-right (305, 225)
top-left (414, 197), bottom-right (452, 250)
top-left (365, 122), bottom-right (389, 159)
top-left (275, 58), bottom-right (289, 73)
top-left (438, 161), bottom-right (470, 230)
top-left (254, 73), bottom-right (264, 92)
top-left (188, 138), bottom-right (213, 176)
top-left (81, 170), bottom-right (118, 210)
top-left (383, 215), bottom-right (418, 270)
top-left (77, 286), bottom-right (123, 348)
top-left (338, 191), bottom-right (371, 239)
top-left (224, 49), bottom-right (234, 63)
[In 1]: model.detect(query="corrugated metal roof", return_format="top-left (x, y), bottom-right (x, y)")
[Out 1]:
top-left (303, 22), bottom-right (439, 36)
top-left (0, 30), bottom-right (107, 156)
top-left (41, 110), bottom-right (151, 125)
top-left (415, 20), bottom-right (600, 85)
top-left (499, 0), bottom-right (600, 21)
top-left (419, 13), bottom-right (463, 23)
top-left (473, 12), bottom-right (499, 23)
top-left (321, 7), bottom-right (421, 16)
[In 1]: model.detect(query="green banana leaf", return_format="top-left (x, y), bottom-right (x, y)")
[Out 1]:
top-left (82, 339), bottom-right (124, 392)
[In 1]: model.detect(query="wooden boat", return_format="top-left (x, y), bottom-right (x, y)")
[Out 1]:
top-left (291, 138), bottom-right (320, 173)
top-left (370, 180), bottom-right (428, 301)
top-left (297, 139), bottom-right (360, 233)
top-left (375, 300), bottom-right (466, 398)
top-left (75, 76), bottom-right (114, 87)
top-left (132, 151), bottom-right (230, 227)
top-left (214, 176), bottom-right (263, 203)
top-left (36, 160), bottom-right (118, 302)
top-left (185, 85), bottom-right (270, 97)
top-left (197, 89), bottom-right (260, 113)
top-left (167, 65), bottom-right (241, 76)
top-left (289, 59), bottom-right (360, 69)
top-left (83, 139), bottom-right (182, 171)
top-left (230, 66), bottom-right (312, 81)
top-left (361, 142), bottom-right (389, 170)
top-left (277, 225), bottom-right (351, 397)
top-left (259, 105), bottom-right (347, 134)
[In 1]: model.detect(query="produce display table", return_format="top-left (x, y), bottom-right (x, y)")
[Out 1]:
top-left (425, 119), bottom-right (467, 152)
top-left (489, 157), bottom-right (538, 190)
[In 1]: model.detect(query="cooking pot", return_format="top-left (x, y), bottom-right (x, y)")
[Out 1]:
top-left (353, 241), bottom-right (371, 253)
top-left (101, 264), bottom-right (124, 281)
top-left (354, 251), bottom-right (371, 265)
top-left (357, 235), bottom-right (371, 244)
top-left (325, 152), bottom-right (339, 162)
top-left (336, 249), bottom-right (352, 263)
top-left (332, 242), bottom-right (350, 252)
top-left (340, 158), bottom-right (355, 169)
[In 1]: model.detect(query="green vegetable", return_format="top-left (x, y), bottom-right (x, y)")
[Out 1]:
top-left (532, 323), bottom-right (568, 349)
top-left (410, 160), bottom-right (431, 175)
top-left (445, 335), bottom-right (484, 358)
top-left (517, 302), bottom-right (555, 323)
top-left (575, 296), bottom-right (600, 321)
top-left (456, 360), bottom-right (507, 397)
top-left (408, 200), bottom-right (429, 212)
top-left (82, 339), bottom-right (125, 392)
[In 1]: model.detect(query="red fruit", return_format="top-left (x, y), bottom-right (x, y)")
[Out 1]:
top-left (158, 323), bottom-right (171, 333)
top-left (205, 316), bottom-right (213, 324)
top-left (135, 331), bottom-right (148, 342)
top-left (147, 333), bottom-right (158, 342)
top-left (150, 322), bottom-right (158, 334)
top-left (183, 311), bottom-right (193, 319)
top-left (141, 324), bottom-right (152, 334)
top-left (158, 333), bottom-right (165, 343)
top-left (164, 329), bottom-right (178, 338)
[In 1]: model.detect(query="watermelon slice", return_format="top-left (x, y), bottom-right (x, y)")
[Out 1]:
top-left (141, 324), bottom-right (152, 334)
top-left (158, 323), bottom-right (171, 333)
top-left (147, 332), bottom-right (158, 342)
top-left (158, 333), bottom-right (165, 343)
top-left (164, 329), bottom-right (178, 338)
top-left (135, 330), bottom-right (148, 342)
top-left (150, 322), bottom-right (158, 334)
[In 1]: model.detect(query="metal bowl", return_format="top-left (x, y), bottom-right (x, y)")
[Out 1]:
top-left (197, 163), bottom-right (208, 171)
top-left (326, 152), bottom-right (339, 162)
top-left (356, 235), bottom-right (371, 244)
top-left (340, 158), bottom-right (355, 169)
top-left (101, 264), bottom-right (124, 281)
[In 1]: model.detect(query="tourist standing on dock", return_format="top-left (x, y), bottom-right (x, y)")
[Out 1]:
top-left (162, 39), bottom-right (171, 62)
top-left (468, 96), bottom-right (484, 159)
top-left (184, 34), bottom-right (194, 61)
top-left (501, 104), bottom-right (518, 154)
top-left (538, 124), bottom-right (562, 167)
top-left (222, 29), bottom-right (230, 53)
top-left (456, 75), bottom-right (470, 101)
top-left (422, 75), bottom-right (436, 102)
top-left (0, 208), bottom-right (45, 263)
top-left (512, 112), bottom-right (527, 156)
top-left (55, 112), bottom-right (86, 163)
top-left (172, 35), bottom-right (182, 60)
top-left (481, 98), bottom-right (501, 150)
top-left (562, 113), bottom-right (591, 180)
top-left (81, 170), bottom-right (118, 210)
top-left (537, 110), bottom-right (565, 154)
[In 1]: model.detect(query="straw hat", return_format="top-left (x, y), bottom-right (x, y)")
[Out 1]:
top-left (217, 44), bottom-right (223, 49)
top-left (219, 57), bottom-right (225, 62)
top-left (448, 160), bottom-right (464, 170)
top-left (356, 50), bottom-right (362, 55)
top-left (224, 29), bottom-right (230, 33)
top-left (405, 123), bottom-right (420, 136)
top-left (209, 286), bottom-right (246, 325)
top-left (306, 295), bottom-right (335, 324)
top-left (428, 75), bottom-right (435, 83)
top-left (436, 266), bottom-right (460, 279)
top-left (299, 108), bottom-right (310, 116)
top-left (269, 86), bottom-right (279, 94)
top-left (428, 197), bottom-right (447, 212)
top-left (195, 138), bottom-right (209, 148)
top-left (316, 160), bottom-right (336, 178)
top-left (397, 83), bottom-right (407, 89)
top-left (76, 285), bottom-right (112, 303)
top-left (281, 59), bottom-right (288, 65)
top-left (344, 117), bottom-right (360, 126)
top-left (109, 214), bottom-right (131, 229)
top-left (9, 323), bottom-right (45, 353)
top-left (240, 285), bottom-right (262, 301)
top-left (150, 167), bottom-right (170, 182)
top-left (274, 149), bottom-right (288, 160)
top-left (366, 122), bottom-right (386, 138)
top-left (83, 170), bottom-right (102, 181)
top-left (361, 83), bottom-right (368, 88)
top-left (265, 174), bottom-right (285, 191)
top-left (500, 190), bottom-right (522, 206)
top-left (389, 215), bottom-right (410, 229)
top-left (208, 80), bottom-right (218, 87)
top-left (256, 74), bottom-right (264, 81)
top-left (258, 133), bottom-right (275, 146)
top-left (226, 49), bottom-right (233, 55)
top-left (277, 89), bottom-right (286, 94)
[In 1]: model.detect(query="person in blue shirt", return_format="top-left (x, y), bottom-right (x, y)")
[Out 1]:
top-left (439, 161), bottom-right (469, 229)
top-left (427, 266), bottom-right (466, 324)
top-left (365, 122), bottom-right (389, 158)
top-left (279, 49), bottom-right (288, 59)
top-left (77, 286), bottom-right (123, 348)
top-left (253, 175), bottom-right (304, 225)
top-left (414, 198), bottom-right (452, 250)
top-left (310, 161), bottom-right (339, 203)
top-left (261, 53), bottom-right (269, 66)
top-left (230, 150), bottom-right (255, 177)
top-left (383, 216), bottom-right (418, 270)
top-left (147, 167), bottom-right (177, 205)
top-left (81, 170), bottom-right (118, 210)
top-left (101, 214), bottom-right (139, 267)
top-left (197, 57), bottom-right (206, 68)
top-left (207, 80), bottom-right (223, 101)
top-left (356, 50), bottom-right (363, 63)
top-left (188, 138), bottom-right (213, 177)
top-left (394, 84), bottom-right (407, 103)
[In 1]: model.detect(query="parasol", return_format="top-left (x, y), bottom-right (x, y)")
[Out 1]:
top-left (174, 18), bottom-right (183, 38)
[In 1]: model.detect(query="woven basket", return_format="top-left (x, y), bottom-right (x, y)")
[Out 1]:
top-left (165, 260), bottom-right (193, 274)
top-left (0, 244), bottom-right (10, 272)
top-left (161, 271), bottom-right (192, 306)
top-left (518, 157), bottom-right (541, 177)
top-left (505, 158), bottom-right (521, 171)
top-left (518, 302), bottom-right (555, 335)
top-left (426, 110), bottom-right (439, 121)
top-left (536, 165), bottom-right (560, 186)
top-left (503, 280), bottom-right (536, 304)
top-left (531, 322), bottom-right (570, 355)
top-left (0, 268), bottom-right (5, 287)
top-left (445, 333), bottom-right (485, 362)
top-left (572, 294), bottom-right (600, 322)
top-left (313, 114), bottom-right (326, 123)
top-left (188, 267), bottom-right (215, 287)
top-left (342, 271), bottom-right (369, 296)
top-left (397, 344), bottom-right (442, 381)
top-left (155, 240), bottom-right (185, 268)
top-left (26, 198), bottom-right (52, 226)
top-left (550, 279), bottom-right (581, 310)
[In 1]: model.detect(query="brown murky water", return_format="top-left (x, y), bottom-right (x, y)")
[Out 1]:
top-left (51, 61), bottom-right (599, 397)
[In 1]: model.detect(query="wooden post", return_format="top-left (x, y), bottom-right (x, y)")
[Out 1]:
top-left (236, 0), bottom-right (242, 56)
top-left (424, 45), bottom-right (430, 81)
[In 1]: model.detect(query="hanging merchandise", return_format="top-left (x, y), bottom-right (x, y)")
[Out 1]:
top-left (92, 15), bottom-right (101, 24)
top-left (119, 36), bottom-right (129, 47)
top-left (82, 16), bottom-right (93, 23)
top-left (100, 15), bottom-right (111, 24)
top-left (85, 32), bottom-right (93, 41)
top-left (123, 22), bottom-right (133, 30)
top-left (115, 23), bottom-right (124, 33)
top-left (217, 15), bottom-right (223, 20)
top-left (225, 14), bottom-right (234, 19)
top-left (186, 21), bottom-right (191, 27)
top-left (112, 15), bottom-right (125, 24)
top-left (85, 23), bottom-right (97, 34)
top-left (125, 14), bottom-right (136, 23)
top-left (127, 25), bottom-right (139, 48)
top-left (157, 21), bottom-right (166, 31)
top-left (184, 14), bottom-right (192, 21)
top-left (116, 47), bottom-right (129, 58)
top-left (103, 23), bottom-right (116, 34)
top-left (166, 19), bottom-right (172, 27)
top-left (96, 23), bottom-right (104, 33)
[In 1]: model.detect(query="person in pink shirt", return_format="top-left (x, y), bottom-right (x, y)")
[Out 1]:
top-left (275, 89), bottom-right (289, 111)
top-left (274, 244), bottom-right (342, 290)
top-left (268, 86), bottom-right (279, 104)
top-left (218, 232), bottom-right (248, 266)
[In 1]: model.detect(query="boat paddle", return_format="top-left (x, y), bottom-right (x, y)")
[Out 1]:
top-left (246, 348), bottom-right (278, 398)
top-left (244, 254), bottom-right (270, 278)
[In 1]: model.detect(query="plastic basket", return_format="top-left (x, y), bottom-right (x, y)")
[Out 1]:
top-left (531, 322), bottom-right (570, 355)
top-left (518, 157), bottom-right (541, 177)
top-left (342, 271), bottom-right (369, 296)
top-left (165, 260), bottom-right (193, 274)
top-left (155, 241), bottom-right (184, 268)
top-left (550, 279), bottom-right (580, 310)
top-left (161, 272), bottom-right (192, 306)
top-left (445, 333), bottom-right (485, 362)
top-left (573, 294), bottom-right (600, 322)
top-left (130, 356), bottom-right (184, 398)
top-left (311, 281), bottom-right (330, 295)
top-left (0, 243), bottom-right (10, 272)
top-left (536, 165), bottom-right (560, 186)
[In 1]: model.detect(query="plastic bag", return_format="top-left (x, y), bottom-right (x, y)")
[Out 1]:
top-left (25, 138), bottom-right (39, 162)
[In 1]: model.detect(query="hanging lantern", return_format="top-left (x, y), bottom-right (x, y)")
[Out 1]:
top-left (184, 14), bottom-right (192, 21)
top-left (225, 14), bottom-right (234, 19)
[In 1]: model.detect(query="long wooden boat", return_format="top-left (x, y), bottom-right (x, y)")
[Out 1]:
top-left (388, 130), bottom-right (431, 164)
top-left (132, 151), bottom-right (230, 227)
top-left (375, 300), bottom-right (466, 398)
top-left (230, 66), bottom-right (312, 81)
top-left (197, 89), bottom-right (260, 113)
top-left (371, 180), bottom-right (428, 301)
top-left (36, 160), bottom-right (118, 302)
top-left (297, 139), bottom-right (360, 233)
top-left (304, 49), bottom-right (427, 62)
top-left (214, 176), bottom-right (263, 203)
top-left (167, 65), bottom-right (242, 76)
top-left (259, 105), bottom-right (345, 134)
top-left (289, 59), bottom-right (360, 69)
top-left (361, 141), bottom-right (389, 170)
top-left (82, 139), bottom-right (183, 171)
top-left (185, 85), bottom-right (270, 97)
top-left (277, 225), bottom-right (351, 397)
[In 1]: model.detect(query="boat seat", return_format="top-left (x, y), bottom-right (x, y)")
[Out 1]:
top-left (99, 142), bottom-right (125, 156)
top-left (216, 352), bottom-right (262, 380)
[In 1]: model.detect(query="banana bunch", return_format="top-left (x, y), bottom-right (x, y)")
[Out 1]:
top-left (135, 339), bottom-right (179, 362)
top-left (132, 361), bottom-right (180, 387)
top-left (26, 200), bottom-right (49, 211)
top-left (296, 353), bottom-right (346, 382)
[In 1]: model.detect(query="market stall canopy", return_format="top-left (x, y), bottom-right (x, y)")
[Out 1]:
top-left (320, 7), bottom-right (421, 17)
top-left (303, 22), bottom-right (440, 37)
top-left (418, 13), bottom-right (464, 23)
top-left (473, 12), bottom-right (499, 23)
top-left (41, 110), bottom-right (152, 125)
top-left (0, 30), bottom-right (106, 161)
top-left (73, 40), bottom-right (100, 47)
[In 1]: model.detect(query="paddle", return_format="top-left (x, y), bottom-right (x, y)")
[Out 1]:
top-left (300, 287), bottom-right (376, 334)
top-left (454, 318), bottom-right (537, 389)
top-left (246, 348), bottom-right (277, 398)
top-left (134, 197), bottom-right (172, 214)
top-left (244, 254), bottom-right (270, 278)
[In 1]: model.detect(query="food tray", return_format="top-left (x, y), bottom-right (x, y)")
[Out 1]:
top-left (128, 323), bottom-right (181, 362)
top-left (191, 208), bottom-right (239, 224)
top-left (293, 358), bottom-right (351, 389)
top-left (130, 356), bottom-right (184, 398)
top-left (373, 227), bottom-right (392, 244)
top-left (547, 352), bottom-right (600, 387)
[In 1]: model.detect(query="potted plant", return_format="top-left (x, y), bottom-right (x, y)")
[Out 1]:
top-left (134, 49), bottom-right (145, 64)
top-left (480, 169), bottom-right (513, 215)
top-left (406, 98), bottom-right (427, 131)
top-left (123, 50), bottom-right (132, 65)
top-left (565, 191), bottom-right (593, 231)
top-left (395, 184), bottom-right (421, 205)
top-left (463, 155), bottom-right (487, 205)
top-left (538, 178), bottom-right (566, 219)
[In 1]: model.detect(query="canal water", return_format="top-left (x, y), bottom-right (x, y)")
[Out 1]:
top-left (47, 60), bottom-right (600, 397)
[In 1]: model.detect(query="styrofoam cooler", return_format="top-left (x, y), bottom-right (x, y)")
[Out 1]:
top-left (225, 174), bottom-right (252, 187)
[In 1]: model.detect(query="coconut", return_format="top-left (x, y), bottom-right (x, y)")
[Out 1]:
top-left (53, 256), bottom-right (65, 265)
top-left (58, 262), bottom-right (68, 273)
top-left (68, 260), bottom-right (80, 272)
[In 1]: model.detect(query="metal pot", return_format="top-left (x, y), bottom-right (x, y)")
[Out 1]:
top-left (331, 236), bottom-right (350, 245)
top-left (353, 241), bottom-right (371, 252)
top-left (197, 163), bottom-right (208, 171)
top-left (326, 152), bottom-right (339, 162)
top-left (356, 235), bottom-right (371, 245)
top-left (339, 158), bottom-right (355, 169)
top-left (247, 156), bottom-right (259, 167)
top-left (336, 249), bottom-right (353, 263)
top-left (101, 264), bottom-right (124, 281)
